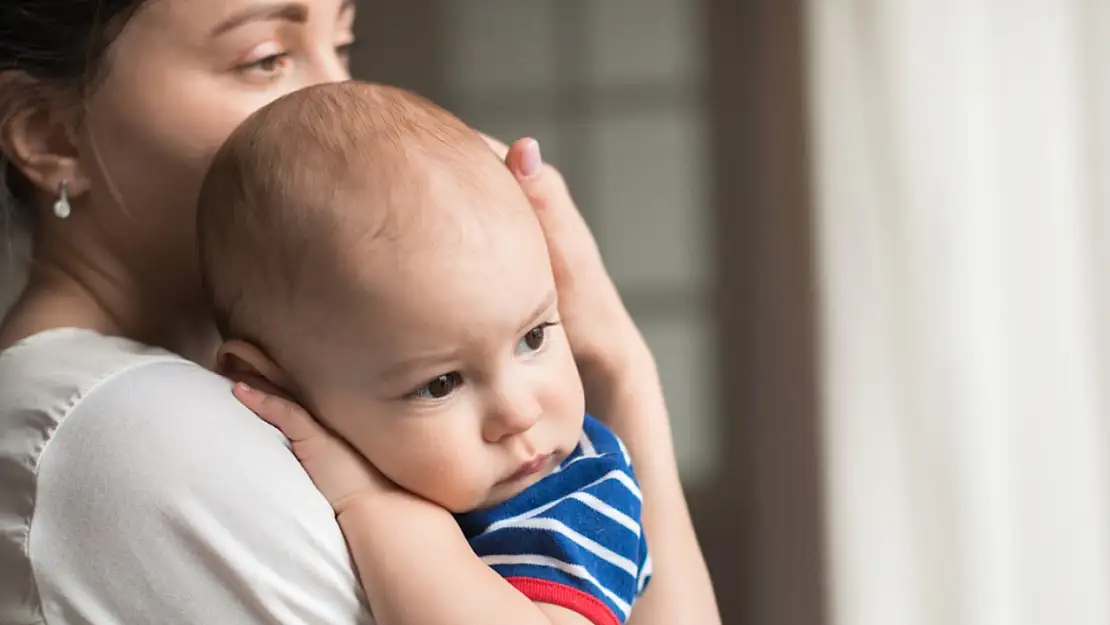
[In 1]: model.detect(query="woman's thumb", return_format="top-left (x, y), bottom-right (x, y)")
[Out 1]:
top-left (511, 138), bottom-right (544, 180)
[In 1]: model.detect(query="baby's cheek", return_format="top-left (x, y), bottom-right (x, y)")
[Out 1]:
top-left (549, 346), bottom-right (587, 425)
top-left (555, 334), bottom-right (585, 397)
top-left (429, 451), bottom-right (493, 513)
top-left (390, 439), bottom-right (490, 512)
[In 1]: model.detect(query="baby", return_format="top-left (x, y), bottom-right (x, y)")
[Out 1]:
top-left (196, 81), bottom-right (650, 625)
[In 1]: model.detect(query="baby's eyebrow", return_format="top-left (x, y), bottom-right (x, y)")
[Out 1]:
top-left (378, 347), bottom-right (463, 383)
top-left (374, 288), bottom-right (558, 383)
top-left (516, 289), bottom-right (558, 335)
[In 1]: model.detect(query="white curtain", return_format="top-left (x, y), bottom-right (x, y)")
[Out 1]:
top-left (807, 2), bottom-right (1110, 625)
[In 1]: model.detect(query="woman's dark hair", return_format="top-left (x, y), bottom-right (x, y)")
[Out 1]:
top-left (0, 0), bottom-right (147, 226)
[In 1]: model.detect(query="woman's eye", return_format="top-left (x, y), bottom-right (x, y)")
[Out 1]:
top-left (412, 372), bottom-right (463, 400)
top-left (516, 323), bottom-right (553, 355)
top-left (252, 53), bottom-right (291, 73)
top-left (238, 52), bottom-right (293, 76)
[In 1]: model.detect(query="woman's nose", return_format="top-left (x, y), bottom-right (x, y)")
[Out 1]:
top-left (305, 48), bottom-right (351, 85)
top-left (321, 55), bottom-right (351, 82)
top-left (317, 60), bottom-right (350, 84)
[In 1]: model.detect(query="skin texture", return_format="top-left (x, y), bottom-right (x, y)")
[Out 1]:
top-left (0, 1), bottom-right (721, 623)
top-left (309, 188), bottom-right (587, 513)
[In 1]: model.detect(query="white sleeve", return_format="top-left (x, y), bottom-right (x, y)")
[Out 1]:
top-left (30, 360), bottom-right (373, 625)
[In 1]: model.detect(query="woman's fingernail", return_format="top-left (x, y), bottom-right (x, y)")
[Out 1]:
top-left (520, 139), bottom-right (543, 178)
top-left (236, 382), bottom-right (256, 396)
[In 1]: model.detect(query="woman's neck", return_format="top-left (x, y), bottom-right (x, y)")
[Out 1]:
top-left (2, 245), bottom-right (221, 366)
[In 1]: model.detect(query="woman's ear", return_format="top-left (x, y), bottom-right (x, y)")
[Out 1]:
top-left (0, 73), bottom-right (91, 203)
top-left (216, 339), bottom-right (294, 399)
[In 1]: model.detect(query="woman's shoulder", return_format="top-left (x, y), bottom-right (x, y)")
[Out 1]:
top-left (0, 327), bottom-right (289, 452)
top-left (0, 328), bottom-right (190, 497)
top-left (0, 329), bottom-right (368, 624)
top-left (0, 326), bottom-right (187, 421)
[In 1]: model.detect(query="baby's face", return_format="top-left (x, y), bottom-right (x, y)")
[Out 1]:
top-left (304, 169), bottom-right (586, 512)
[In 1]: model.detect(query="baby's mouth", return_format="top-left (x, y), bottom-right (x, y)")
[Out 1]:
top-left (498, 452), bottom-right (556, 486)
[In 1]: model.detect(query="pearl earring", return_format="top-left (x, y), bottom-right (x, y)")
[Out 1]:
top-left (53, 181), bottom-right (71, 219)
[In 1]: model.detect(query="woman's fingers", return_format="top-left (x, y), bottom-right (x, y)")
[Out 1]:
top-left (234, 382), bottom-right (323, 443)
top-left (505, 137), bottom-right (546, 182)
top-left (488, 135), bottom-right (591, 273)
top-left (505, 138), bottom-right (580, 234)
top-left (499, 136), bottom-right (645, 389)
top-left (483, 134), bottom-right (557, 197)
top-left (505, 138), bottom-right (604, 289)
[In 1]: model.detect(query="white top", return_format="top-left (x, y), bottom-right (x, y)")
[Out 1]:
top-left (0, 328), bottom-right (372, 624)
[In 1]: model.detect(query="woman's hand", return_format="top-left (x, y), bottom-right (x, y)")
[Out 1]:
top-left (486, 135), bottom-right (722, 624)
top-left (484, 136), bottom-right (656, 406)
top-left (233, 382), bottom-right (398, 517)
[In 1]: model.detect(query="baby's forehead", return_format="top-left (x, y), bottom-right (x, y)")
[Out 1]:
top-left (336, 212), bottom-right (553, 335)
top-left (326, 155), bottom-right (543, 272)
top-left (339, 172), bottom-right (535, 270)
top-left (318, 207), bottom-right (551, 364)
top-left (319, 133), bottom-right (525, 229)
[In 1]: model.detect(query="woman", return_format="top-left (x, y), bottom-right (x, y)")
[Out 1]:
top-left (0, 1), bottom-right (719, 623)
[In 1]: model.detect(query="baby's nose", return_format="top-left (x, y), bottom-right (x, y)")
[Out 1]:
top-left (482, 392), bottom-right (542, 442)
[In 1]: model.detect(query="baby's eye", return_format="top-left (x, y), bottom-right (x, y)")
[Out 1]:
top-left (411, 372), bottom-right (463, 400)
top-left (516, 322), bottom-right (554, 356)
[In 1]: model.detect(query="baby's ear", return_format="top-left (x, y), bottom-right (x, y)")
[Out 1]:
top-left (216, 339), bottom-right (293, 398)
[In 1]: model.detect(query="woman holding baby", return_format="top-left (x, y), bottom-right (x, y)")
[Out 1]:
top-left (0, 1), bottom-right (719, 623)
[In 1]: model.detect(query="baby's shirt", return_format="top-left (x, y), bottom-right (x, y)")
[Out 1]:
top-left (456, 415), bottom-right (651, 625)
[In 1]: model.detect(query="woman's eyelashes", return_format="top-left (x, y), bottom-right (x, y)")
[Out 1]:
top-left (234, 41), bottom-right (357, 82)
top-left (233, 39), bottom-right (290, 76)
top-left (237, 51), bottom-right (292, 77)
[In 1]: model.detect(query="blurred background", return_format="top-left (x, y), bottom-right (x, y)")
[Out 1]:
top-left (3, 2), bottom-right (1108, 624)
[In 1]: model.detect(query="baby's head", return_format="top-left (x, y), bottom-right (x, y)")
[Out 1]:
top-left (197, 82), bottom-right (585, 512)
